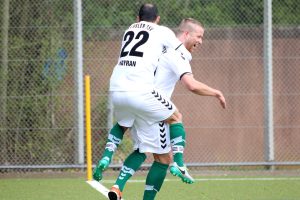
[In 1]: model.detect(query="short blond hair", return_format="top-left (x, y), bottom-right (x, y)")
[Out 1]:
top-left (176, 18), bottom-right (203, 36)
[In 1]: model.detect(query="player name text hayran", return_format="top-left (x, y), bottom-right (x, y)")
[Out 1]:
top-left (118, 60), bottom-right (136, 67)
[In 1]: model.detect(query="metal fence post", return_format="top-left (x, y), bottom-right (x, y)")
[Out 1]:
top-left (74, 0), bottom-right (84, 165)
top-left (0, 0), bottom-right (10, 165)
top-left (263, 0), bottom-right (275, 163)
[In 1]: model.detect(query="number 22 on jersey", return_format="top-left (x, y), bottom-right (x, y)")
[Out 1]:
top-left (120, 31), bottom-right (149, 58)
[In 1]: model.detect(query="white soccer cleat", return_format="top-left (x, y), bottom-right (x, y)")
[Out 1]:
top-left (170, 162), bottom-right (195, 184)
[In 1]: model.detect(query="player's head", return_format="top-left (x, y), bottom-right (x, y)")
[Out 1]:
top-left (137, 3), bottom-right (160, 24)
top-left (176, 18), bottom-right (204, 53)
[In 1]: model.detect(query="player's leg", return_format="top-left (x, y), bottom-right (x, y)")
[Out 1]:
top-left (130, 119), bottom-right (172, 199)
top-left (165, 110), bottom-right (186, 166)
top-left (133, 89), bottom-right (194, 183)
top-left (93, 91), bottom-right (138, 182)
top-left (143, 153), bottom-right (171, 200)
top-left (109, 118), bottom-right (171, 199)
top-left (168, 121), bottom-right (194, 184)
top-left (107, 119), bottom-right (149, 200)
top-left (108, 150), bottom-right (146, 200)
top-left (143, 89), bottom-right (188, 169)
top-left (93, 123), bottom-right (127, 181)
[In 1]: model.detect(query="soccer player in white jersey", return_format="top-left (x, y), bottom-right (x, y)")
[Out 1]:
top-left (105, 18), bottom-right (226, 200)
top-left (154, 18), bottom-right (226, 184)
top-left (93, 3), bottom-right (187, 187)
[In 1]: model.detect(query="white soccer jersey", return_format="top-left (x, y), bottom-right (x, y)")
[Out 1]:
top-left (154, 45), bottom-right (192, 98)
top-left (127, 45), bottom-right (193, 154)
top-left (109, 21), bottom-right (181, 91)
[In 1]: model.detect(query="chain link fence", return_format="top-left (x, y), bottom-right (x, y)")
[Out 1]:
top-left (1, 0), bottom-right (299, 172)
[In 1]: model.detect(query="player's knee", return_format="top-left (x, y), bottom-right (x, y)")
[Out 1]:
top-left (166, 110), bottom-right (182, 124)
top-left (117, 123), bottom-right (128, 133)
top-left (113, 123), bottom-right (128, 135)
top-left (176, 111), bottom-right (183, 122)
top-left (153, 153), bottom-right (171, 165)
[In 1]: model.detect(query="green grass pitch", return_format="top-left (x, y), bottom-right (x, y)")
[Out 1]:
top-left (1, 175), bottom-right (300, 200)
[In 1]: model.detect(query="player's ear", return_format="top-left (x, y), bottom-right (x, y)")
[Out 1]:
top-left (155, 16), bottom-right (160, 24)
top-left (183, 31), bottom-right (189, 38)
top-left (136, 16), bottom-right (140, 22)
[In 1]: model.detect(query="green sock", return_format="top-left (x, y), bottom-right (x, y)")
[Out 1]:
top-left (170, 123), bottom-right (186, 167)
top-left (143, 161), bottom-right (169, 200)
top-left (115, 150), bottom-right (146, 191)
top-left (102, 123), bottom-right (124, 162)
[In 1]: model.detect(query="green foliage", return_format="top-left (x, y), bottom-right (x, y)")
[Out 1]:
top-left (273, 0), bottom-right (300, 25)
top-left (83, 0), bottom-right (138, 40)
top-left (227, 0), bottom-right (264, 26)
top-left (1, 0), bottom-right (74, 165)
top-left (82, 0), bottom-right (299, 39)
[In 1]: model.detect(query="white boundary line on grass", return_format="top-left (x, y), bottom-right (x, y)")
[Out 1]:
top-left (86, 181), bottom-right (109, 198)
top-left (87, 180), bottom-right (126, 200)
top-left (87, 177), bottom-right (300, 199)
top-left (99, 177), bottom-right (300, 183)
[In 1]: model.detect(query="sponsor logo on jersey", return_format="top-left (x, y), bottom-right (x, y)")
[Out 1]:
top-left (129, 23), bottom-right (154, 31)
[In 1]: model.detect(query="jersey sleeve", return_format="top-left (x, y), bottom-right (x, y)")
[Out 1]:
top-left (164, 49), bottom-right (192, 80)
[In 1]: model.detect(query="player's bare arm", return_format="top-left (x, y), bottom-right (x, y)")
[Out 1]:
top-left (180, 73), bottom-right (226, 109)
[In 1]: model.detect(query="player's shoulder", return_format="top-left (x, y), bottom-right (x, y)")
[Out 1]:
top-left (164, 48), bottom-right (183, 58)
top-left (155, 25), bottom-right (175, 35)
top-left (164, 48), bottom-right (177, 56)
top-left (176, 45), bottom-right (192, 61)
top-left (160, 48), bottom-right (184, 65)
top-left (158, 25), bottom-right (172, 31)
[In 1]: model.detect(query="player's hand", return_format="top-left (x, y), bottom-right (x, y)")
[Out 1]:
top-left (216, 91), bottom-right (226, 109)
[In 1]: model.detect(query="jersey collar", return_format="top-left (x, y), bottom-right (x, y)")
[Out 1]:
top-left (175, 43), bottom-right (192, 61)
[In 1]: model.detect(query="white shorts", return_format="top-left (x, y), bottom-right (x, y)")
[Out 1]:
top-left (111, 89), bottom-right (176, 127)
top-left (130, 119), bottom-right (171, 154)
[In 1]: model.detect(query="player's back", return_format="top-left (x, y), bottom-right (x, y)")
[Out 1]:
top-left (110, 21), bottom-right (181, 91)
